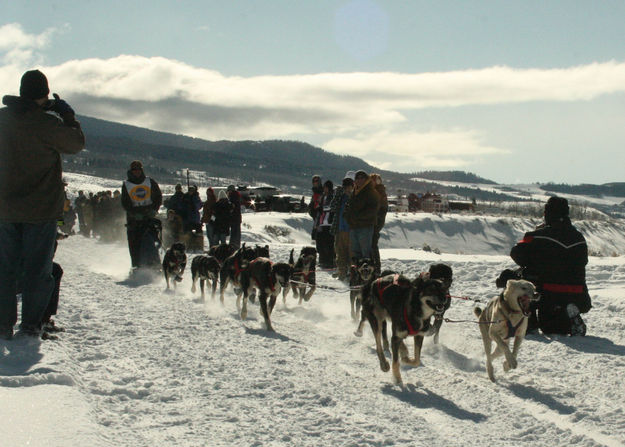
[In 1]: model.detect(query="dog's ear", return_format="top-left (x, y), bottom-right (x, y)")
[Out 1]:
top-left (412, 275), bottom-right (425, 292)
top-left (288, 248), bottom-right (294, 266)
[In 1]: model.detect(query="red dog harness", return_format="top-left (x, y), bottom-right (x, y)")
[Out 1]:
top-left (376, 275), bottom-right (421, 334)
top-left (249, 258), bottom-right (276, 292)
top-left (376, 274), bottom-right (402, 305)
top-left (233, 259), bottom-right (248, 278)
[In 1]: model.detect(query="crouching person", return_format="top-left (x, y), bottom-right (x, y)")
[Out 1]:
top-left (510, 197), bottom-right (591, 336)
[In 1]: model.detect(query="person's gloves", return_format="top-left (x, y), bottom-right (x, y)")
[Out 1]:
top-left (49, 93), bottom-right (75, 116)
top-left (46, 93), bottom-right (79, 127)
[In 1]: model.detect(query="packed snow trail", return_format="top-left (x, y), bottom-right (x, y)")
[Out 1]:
top-left (4, 235), bottom-right (625, 446)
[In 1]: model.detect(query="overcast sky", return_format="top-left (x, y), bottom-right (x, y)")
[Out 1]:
top-left (2, 0), bottom-right (625, 184)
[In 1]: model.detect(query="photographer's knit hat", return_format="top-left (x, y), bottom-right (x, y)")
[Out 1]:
top-left (544, 196), bottom-right (569, 224)
top-left (20, 70), bottom-right (50, 100)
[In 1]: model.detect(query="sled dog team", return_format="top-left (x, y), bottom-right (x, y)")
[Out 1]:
top-left (162, 241), bottom-right (538, 385)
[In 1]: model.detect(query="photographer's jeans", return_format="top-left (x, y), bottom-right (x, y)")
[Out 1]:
top-left (0, 221), bottom-right (56, 330)
top-left (349, 226), bottom-right (374, 260)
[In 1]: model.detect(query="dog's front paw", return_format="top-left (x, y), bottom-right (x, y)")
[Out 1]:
top-left (378, 357), bottom-right (390, 372)
top-left (503, 358), bottom-right (517, 371)
top-left (353, 329), bottom-right (363, 337)
top-left (240, 308), bottom-right (248, 320)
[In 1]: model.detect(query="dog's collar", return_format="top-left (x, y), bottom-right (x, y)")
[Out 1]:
top-left (498, 293), bottom-right (521, 316)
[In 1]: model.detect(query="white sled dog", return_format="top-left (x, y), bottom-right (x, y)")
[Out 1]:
top-left (474, 279), bottom-right (538, 382)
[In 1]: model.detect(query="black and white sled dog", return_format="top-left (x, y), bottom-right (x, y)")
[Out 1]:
top-left (422, 263), bottom-right (453, 344)
top-left (349, 257), bottom-right (376, 321)
top-left (219, 243), bottom-right (258, 303)
top-left (238, 257), bottom-right (293, 331)
top-left (253, 244), bottom-right (270, 259)
top-left (162, 242), bottom-right (187, 290)
top-left (190, 254), bottom-right (221, 300)
top-left (360, 273), bottom-right (447, 385)
top-left (474, 279), bottom-right (538, 382)
top-left (208, 243), bottom-right (236, 264)
top-left (285, 246), bottom-right (317, 304)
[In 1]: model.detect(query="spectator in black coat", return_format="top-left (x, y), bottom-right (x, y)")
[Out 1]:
top-left (212, 190), bottom-right (232, 245)
top-left (227, 185), bottom-right (242, 249)
top-left (165, 184), bottom-right (185, 217)
top-left (510, 197), bottom-right (591, 336)
top-left (315, 180), bottom-right (335, 269)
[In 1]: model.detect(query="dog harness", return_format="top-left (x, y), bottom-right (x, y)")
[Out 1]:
top-left (249, 259), bottom-right (276, 292)
top-left (375, 274), bottom-right (402, 305)
top-left (403, 307), bottom-right (424, 336)
top-left (294, 265), bottom-right (315, 285)
top-left (375, 275), bottom-right (423, 335)
top-left (233, 259), bottom-right (248, 278)
top-left (498, 294), bottom-right (524, 339)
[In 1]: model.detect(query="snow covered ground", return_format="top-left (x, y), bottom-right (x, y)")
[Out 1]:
top-left (2, 182), bottom-right (625, 446)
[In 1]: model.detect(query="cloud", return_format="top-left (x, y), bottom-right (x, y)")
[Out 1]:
top-left (3, 30), bottom-right (625, 172)
top-left (323, 129), bottom-right (508, 172)
top-left (0, 23), bottom-right (67, 65)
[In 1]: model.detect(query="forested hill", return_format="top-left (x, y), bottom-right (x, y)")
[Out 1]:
top-left (68, 115), bottom-right (513, 199)
top-left (74, 115), bottom-right (378, 190)
top-left (413, 170), bottom-right (498, 185)
top-left (540, 182), bottom-right (625, 198)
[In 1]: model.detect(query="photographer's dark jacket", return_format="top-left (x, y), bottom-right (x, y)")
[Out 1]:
top-left (0, 96), bottom-right (85, 222)
top-left (121, 170), bottom-right (162, 224)
top-left (510, 217), bottom-right (591, 313)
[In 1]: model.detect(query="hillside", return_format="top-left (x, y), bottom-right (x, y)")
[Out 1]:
top-left (67, 115), bottom-right (624, 207)
top-left (413, 170), bottom-right (497, 185)
top-left (69, 115), bottom-right (520, 199)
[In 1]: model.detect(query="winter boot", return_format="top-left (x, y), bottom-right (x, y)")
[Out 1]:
top-left (567, 304), bottom-right (587, 336)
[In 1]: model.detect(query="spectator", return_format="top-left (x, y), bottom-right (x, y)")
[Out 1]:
top-left (60, 187), bottom-right (77, 235)
top-left (182, 184), bottom-right (203, 234)
top-left (0, 69), bottom-right (85, 339)
top-left (165, 184), bottom-right (185, 218)
top-left (344, 170), bottom-right (380, 261)
top-left (369, 173), bottom-right (388, 275)
top-left (308, 175), bottom-right (323, 240)
top-left (510, 196), bottom-right (591, 336)
top-left (227, 185), bottom-right (242, 249)
top-left (315, 180), bottom-right (336, 269)
top-left (121, 160), bottom-right (163, 271)
top-left (74, 190), bottom-right (90, 235)
top-left (212, 190), bottom-right (232, 245)
top-left (201, 187), bottom-right (217, 247)
top-left (82, 192), bottom-right (95, 237)
top-left (330, 171), bottom-right (355, 281)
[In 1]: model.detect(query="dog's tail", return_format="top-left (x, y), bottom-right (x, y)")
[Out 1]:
top-left (288, 248), bottom-right (294, 266)
top-left (473, 306), bottom-right (483, 318)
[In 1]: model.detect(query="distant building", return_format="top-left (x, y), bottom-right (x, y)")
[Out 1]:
top-left (420, 192), bottom-right (449, 213)
top-left (448, 200), bottom-right (475, 212)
